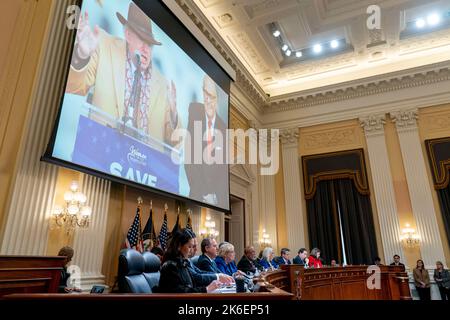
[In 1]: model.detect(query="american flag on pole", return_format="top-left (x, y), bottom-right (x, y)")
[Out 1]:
top-left (159, 212), bottom-right (169, 251)
top-left (142, 208), bottom-right (158, 250)
top-left (126, 207), bottom-right (144, 253)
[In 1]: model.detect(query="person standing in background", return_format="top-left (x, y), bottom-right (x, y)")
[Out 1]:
top-left (434, 261), bottom-right (450, 300)
top-left (413, 259), bottom-right (431, 300)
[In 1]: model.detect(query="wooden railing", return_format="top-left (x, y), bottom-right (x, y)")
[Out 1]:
top-left (0, 255), bottom-right (66, 298)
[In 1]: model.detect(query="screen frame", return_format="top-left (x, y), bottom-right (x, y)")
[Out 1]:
top-left (42, 0), bottom-right (231, 213)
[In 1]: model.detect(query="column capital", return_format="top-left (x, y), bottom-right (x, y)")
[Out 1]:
top-left (390, 109), bottom-right (418, 132)
top-left (280, 127), bottom-right (299, 146)
top-left (360, 114), bottom-right (386, 137)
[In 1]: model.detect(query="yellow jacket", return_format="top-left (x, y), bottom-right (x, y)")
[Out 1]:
top-left (66, 30), bottom-right (179, 149)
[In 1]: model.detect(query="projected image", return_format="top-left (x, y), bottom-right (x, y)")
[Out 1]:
top-left (52, 0), bottom-right (229, 210)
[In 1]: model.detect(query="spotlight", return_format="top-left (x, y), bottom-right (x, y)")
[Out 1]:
top-left (285, 49), bottom-right (292, 57)
top-left (273, 30), bottom-right (281, 37)
top-left (282, 44), bottom-right (288, 51)
top-left (330, 40), bottom-right (339, 49)
top-left (295, 51), bottom-right (303, 58)
top-left (415, 18), bottom-right (426, 29)
top-left (427, 13), bottom-right (441, 26)
top-left (313, 44), bottom-right (322, 53)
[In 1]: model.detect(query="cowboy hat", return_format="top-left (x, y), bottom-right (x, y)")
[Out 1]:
top-left (117, 2), bottom-right (161, 46)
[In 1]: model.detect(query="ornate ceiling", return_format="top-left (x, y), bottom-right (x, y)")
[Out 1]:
top-left (191, 0), bottom-right (450, 98)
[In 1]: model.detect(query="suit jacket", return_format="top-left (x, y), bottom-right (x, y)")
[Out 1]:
top-left (67, 29), bottom-right (180, 150)
top-left (434, 269), bottom-right (450, 288)
top-left (187, 259), bottom-right (217, 286)
top-left (274, 256), bottom-right (291, 265)
top-left (215, 256), bottom-right (237, 276)
top-left (259, 258), bottom-right (279, 270)
top-left (197, 254), bottom-right (221, 273)
top-left (293, 256), bottom-right (306, 265)
top-left (237, 255), bottom-right (258, 274)
top-left (185, 102), bottom-right (228, 208)
top-left (413, 268), bottom-right (430, 288)
top-left (159, 258), bottom-right (206, 293)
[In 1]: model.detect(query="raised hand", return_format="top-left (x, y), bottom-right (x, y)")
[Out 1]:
top-left (76, 11), bottom-right (100, 59)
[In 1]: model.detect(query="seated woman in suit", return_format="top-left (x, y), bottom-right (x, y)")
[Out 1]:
top-left (215, 242), bottom-right (239, 276)
top-left (258, 247), bottom-right (279, 270)
top-left (158, 229), bottom-right (221, 293)
top-left (308, 248), bottom-right (323, 268)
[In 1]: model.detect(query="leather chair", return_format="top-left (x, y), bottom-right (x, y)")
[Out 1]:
top-left (190, 255), bottom-right (200, 268)
top-left (142, 252), bottom-right (161, 291)
top-left (118, 249), bottom-right (152, 293)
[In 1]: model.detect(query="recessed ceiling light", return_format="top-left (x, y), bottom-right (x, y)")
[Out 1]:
top-left (415, 18), bottom-right (426, 28)
top-left (296, 51), bottom-right (303, 58)
top-left (427, 13), bottom-right (441, 26)
top-left (273, 30), bottom-right (281, 37)
top-left (285, 49), bottom-right (292, 56)
top-left (330, 40), bottom-right (339, 49)
top-left (313, 44), bottom-right (322, 53)
top-left (282, 44), bottom-right (288, 51)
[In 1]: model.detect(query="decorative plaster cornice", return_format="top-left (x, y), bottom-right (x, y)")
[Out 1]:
top-left (266, 64), bottom-right (450, 113)
top-left (360, 114), bottom-right (386, 137)
top-left (173, 1), bottom-right (450, 119)
top-left (176, 0), bottom-right (267, 108)
top-left (390, 109), bottom-right (419, 131)
top-left (280, 128), bottom-right (299, 145)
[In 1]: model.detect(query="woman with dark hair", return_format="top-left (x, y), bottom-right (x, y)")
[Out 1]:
top-left (308, 248), bottom-right (323, 268)
top-left (413, 259), bottom-right (431, 300)
top-left (158, 229), bottom-right (221, 293)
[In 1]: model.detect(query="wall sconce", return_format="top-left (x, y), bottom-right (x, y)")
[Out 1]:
top-left (199, 214), bottom-right (219, 239)
top-left (260, 229), bottom-right (272, 248)
top-left (50, 181), bottom-right (91, 233)
top-left (400, 223), bottom-right (420, 247)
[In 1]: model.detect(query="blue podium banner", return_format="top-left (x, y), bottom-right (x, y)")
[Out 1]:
top-left (73, 116), bottom-right (179, 193)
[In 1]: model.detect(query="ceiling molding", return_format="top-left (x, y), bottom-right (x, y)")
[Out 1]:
top-left (266, 61), bottom-right (450, 113)
top-left (175, 0), bottom-right (268, 108)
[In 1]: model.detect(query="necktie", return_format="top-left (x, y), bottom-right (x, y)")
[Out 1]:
top-left (207, 119), bottom-right (212, 159)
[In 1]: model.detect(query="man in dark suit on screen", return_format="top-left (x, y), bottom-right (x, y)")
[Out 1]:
top-left (185, 75), bottom-right (228, 209)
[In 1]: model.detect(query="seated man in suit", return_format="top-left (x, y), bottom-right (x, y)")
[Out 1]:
top-left (186, 232), bottom-right (233, 286)
top-left (237, 246), bottom-right (262, 274)
top-left (273, 248), bottom-right (291, 265)
top-left (293, 248), bottom-right (309, 266)
top-left (197, 238), bottom-right (222, 273)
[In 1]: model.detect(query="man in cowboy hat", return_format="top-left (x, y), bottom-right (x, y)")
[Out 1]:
top-left (67, 2), bottom-right (179, 149)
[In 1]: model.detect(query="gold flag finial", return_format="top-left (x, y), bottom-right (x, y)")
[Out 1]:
top-left (150, 200), bottom-right (153, 209)
top-left (164, 203), bottom-right (168, 212)
top-left (137, 197), bottom-right (143, 205)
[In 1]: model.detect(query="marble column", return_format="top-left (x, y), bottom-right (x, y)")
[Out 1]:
top-left (390, 109), bottom-right (446, 268)
top-left (280, 128), bottom-right (306, 252)
top-left (360, 114), bottom-right (404, 263)
top-left (72, 174), bottom-right (111, 291)
top-left (0, 0), bottom-right (75, 255)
